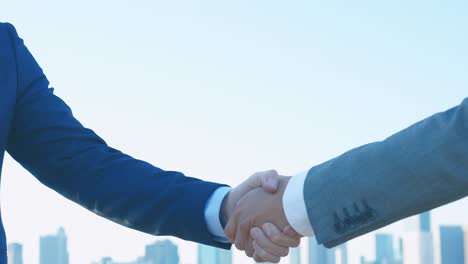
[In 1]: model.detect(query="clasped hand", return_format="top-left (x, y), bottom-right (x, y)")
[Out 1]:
top-left (221, 171), bottom-right (302, 263)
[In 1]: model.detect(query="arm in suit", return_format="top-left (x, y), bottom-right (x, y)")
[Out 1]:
top-left (3, 23), bottom-right (230, 248)
top-left (283, 97), bottom-right (468, 247)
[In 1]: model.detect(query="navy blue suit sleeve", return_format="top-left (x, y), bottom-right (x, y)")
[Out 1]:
top-left (4, 23), bottom-right (230, 249)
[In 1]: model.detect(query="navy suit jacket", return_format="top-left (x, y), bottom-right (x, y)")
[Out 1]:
top-left (0, 23), bottom-right (230, 261)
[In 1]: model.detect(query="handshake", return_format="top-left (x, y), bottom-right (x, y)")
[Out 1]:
top-left (220, 170), bottom-right (304, 263)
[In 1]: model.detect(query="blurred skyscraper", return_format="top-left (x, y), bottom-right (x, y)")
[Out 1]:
top-left (309, 237), bottom-right (334, 264)
top-left (402, 212), bottom-right (434, 264)
top-left (440, 225), bottom-right (465, 264)
top-left (420, 212), bottom-right (431, 233)
top-left (374, 234), bottom-right (403, 264)
top-left (464, 226), bottom-right (468, 264)
top-left (7, 242), bottom-right (23, 264)
top-left (290, 246), bottom-right (301, 264)
top-left (308, 237), bottom-right (347, 264)
top-left (144, 240), bottom-right (179, 264)
top-left (402, 230), bottom-right (434, 264)
top-left (98, 257), bottom-right (113, 264)
top-left (197, 244), bottom-right (232, 264)
top-left (39, 227), bottom-right (69, 264)
top-left (404, 211), bottom-right (431, 232)
top-left (92, 240), bottom-right (177, 264)
top-left (359, 256), bottom-right (376, 264)
top-left (375, 234), bottom-right (394, 264)
top-left (395, 238), bottom-right (403, 263)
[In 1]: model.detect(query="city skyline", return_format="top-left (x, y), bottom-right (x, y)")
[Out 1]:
top-left (8, 212), bottom-right (468, 264)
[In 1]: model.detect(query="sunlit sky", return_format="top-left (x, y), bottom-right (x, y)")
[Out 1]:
top-left (1, 1), bottom-right (467, 263)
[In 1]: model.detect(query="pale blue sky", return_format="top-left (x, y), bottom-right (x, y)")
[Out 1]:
top-left (0, 1), bottom-right (467, 263)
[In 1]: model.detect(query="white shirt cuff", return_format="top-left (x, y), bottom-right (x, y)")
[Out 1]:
top-left (204, 186), bottom-right (232, 243)
top-left (283, 171), bottom-right (315, 236)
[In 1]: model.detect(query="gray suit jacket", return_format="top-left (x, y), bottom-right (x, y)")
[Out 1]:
top-left (304, 97), bottom-right (468, 248)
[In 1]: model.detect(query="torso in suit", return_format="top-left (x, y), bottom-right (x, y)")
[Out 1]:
top-left (0, 23), bottom-right (228, 263)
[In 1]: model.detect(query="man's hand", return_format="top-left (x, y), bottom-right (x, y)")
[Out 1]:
top-left (224, 176), bottom-right (302, 263)
top-left (251, 224), bottom-right (302, 263)
top-left (220, 170), bottom-right (280, 228)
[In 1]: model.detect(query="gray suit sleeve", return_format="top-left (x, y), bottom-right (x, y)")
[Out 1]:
top-left (304, 97), bottom-right (468, 248)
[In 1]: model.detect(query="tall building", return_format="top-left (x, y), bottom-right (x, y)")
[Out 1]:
top-left (395, 238), bottom-right (403, 264)
top-left (359, 256), bottom-right (375, 264)
top-left (374, 234), bottom-right (403, 264)
top-left (402, 211), bottom-right (434, 264)
top-left (375, 234), bottom-right (394, 264)
top-left (402, 231), bottom-right (434, 264)
top-left (308, 237), bottom-right (347, 264)
top-left (144, 240), bottom-right (179, 264)
top-left (290, 246), bottom-right (301, 264)
top-left (440, 225), bottom-right (465, 264)
top-left (197, 244), bottom-right (232, 264)
top-left (99, 257), bottom-right (113, 264)
top-left (40, 227), bottom-right (69, 264)
top-left (404, 211), bottom-right (432, 232)
top-left (7, 243), bottom-right (23, 264)
top-left (464, 226), bottom-right (468, 264)
top-left (420, 212), bottom-right (431, 233)
top-left (335, 244), bottom-right (348, 264)
top-left (309, 237), bottom-right (334, 264)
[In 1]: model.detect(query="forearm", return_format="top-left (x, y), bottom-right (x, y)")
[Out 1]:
top-left (8, 94), bottom-right (228, 246)
top-left (5, 23), bottom-right (230, 247)
top-left (284, 98), bottom-right (468, 247)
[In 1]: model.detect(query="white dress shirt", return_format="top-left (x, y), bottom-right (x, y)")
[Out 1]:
top-left (282, 171), bottom-right (314, 236)
top-left (204, 186), bottom-right (231, 242)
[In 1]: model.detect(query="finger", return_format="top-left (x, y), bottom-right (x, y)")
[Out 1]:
top-left (251, 227), bottom-right (289, 257)
top-left (252, 240), bottom-right (280, 263)
top-left (224, 209), bottom-right (240, 243)
top-left (257, 170), bottom-right (279, 193)
top-left (245, 238), bottom-right (254, 258)
top-left (233, 219), bottom-right (252, 250)
top-left (249, 170), bottom-right (279, 192)
top-left (263, 223), bottom-right (301, 247)
top-left (283, 225), bottom-right (303, 240)
top-left (233, 170), bottom-right (278, 199)
top-left (253, 252), bottom-right (264, 263)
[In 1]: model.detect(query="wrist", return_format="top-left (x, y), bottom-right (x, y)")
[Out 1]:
top-left (282, 171), bottom-right (315, 237)
top-left (220, 190), bottom-right (233, 228)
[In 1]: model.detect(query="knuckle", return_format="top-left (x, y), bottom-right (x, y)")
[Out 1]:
top-left (240, 220), bottom-right (250, 229)
top-left (272, 234), bottom-right (282, 243)
top-left (235, 242), bottom-right (245, 251)
top-left (224, 230), bottom-right (234, 242)
top-left (280, 247), bottom-right (289, 257)
top-left (292, 238), bottom-right (301, 247)
top-left (256, 247), bottom-right (267, 258)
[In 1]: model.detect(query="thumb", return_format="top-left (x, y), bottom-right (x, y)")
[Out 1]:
top-left (229, 170), bottom-right (280, 205)
top-left (255, 170), bottom-right (279, 193)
